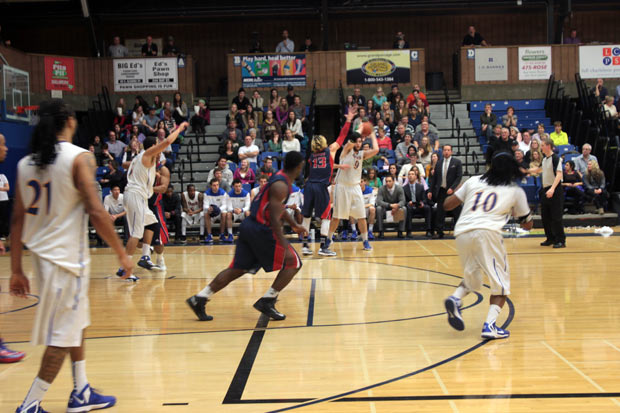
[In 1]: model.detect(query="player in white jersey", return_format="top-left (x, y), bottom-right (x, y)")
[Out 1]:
top-left (10, 99), bottom-right (133, 413)
top-left (443, 151), bottom-right (533, 340)
top-left (181, 184), bottom-right (205, 242)
top-left (324, 125), bottom-right (379, 254)
top-left (348, 175), bottom-right (377, 240)
top-left (118, 121), bottom-right (188, 279)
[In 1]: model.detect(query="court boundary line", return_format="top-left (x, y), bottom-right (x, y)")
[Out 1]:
top-left (306, 278), bottom-right (316, 327)
top-left (0, 293), bottom-right (39, 315)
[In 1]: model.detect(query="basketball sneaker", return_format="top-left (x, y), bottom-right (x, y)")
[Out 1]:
top-left (253, 297), bottom-right (286, 320)
top-left (66, 384), bottom-right (116, 412)
top-left (481, 322), bottom-right (510, 340)
top-left (318, 239), bottom-right (337, 256)
top-left (137, 256), bottom-right (156, 270)
top-left (204, 234), bottom-right (213, 244)
top-left (302, 245), bottom-right (313, 255)
top-left (219, 233), bottom-right (227, 243)
top-left (15, 401), bottom-right (48, 413)
top-left (226, 233), bottom-right (234, 243)
top-left (186, 295), bottom-right (213, 321)
top-left (115, 269), bottom-right (139, 282)
top-left (350, 230), bottom-right (358, 241)
top-left (0, 339), bottom-right (25, 363)
top-left (368, 230), bottom-right (375, 240)
top-left (362, 240), bottom-right (372, 251)
top-left (340, 230), bottom-right (348, 241)
top-left (444, 296), bottom-right (465, 331)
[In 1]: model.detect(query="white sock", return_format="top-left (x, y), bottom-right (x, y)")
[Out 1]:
top-left (320, 219), bottom-right (330, 236)
top-left (485, 304), bottom-right (502, 325)
top-left (369, 224), bottom-right (374, 231)
top-left (263, 287), bottom-right (279, 298)
top-left (327, 231), bottom-right (334, 242)
top-left (72, 360), bottom-right (88, 391)
top-left (302, 217), bottom-right (311, 233)
top-left (227, 227), bottom-right (233, 235)
top-left (181, 219), bottom-right (187, 236)
top-left (197, 285), bottom-right (214, 299)
top-left (141, 244), bottom-right (151, 258)
top-left (154, 252), bottom-right (162, 263)
top-left (22, 377), bottom-right (50, 408)
top-left (361, 232), bottom-right (368, 241)
top-left (352, 223), bottom-right (358, 232)
top-left (452, 283), bottom-right (470, 300)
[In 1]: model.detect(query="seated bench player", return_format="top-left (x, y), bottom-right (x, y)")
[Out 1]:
top-left (204, 178), bottom-right (229, 244)
top-left (103, 184), bottom-right (128, 240)
top-left (226, 179), bottom-right (251, 241)
top-left (350, 175), bottom-right (376, 240)
top-left (251, 174), bottom-right (269, 202)
top-left (181, 184), bottom-right (205, 242)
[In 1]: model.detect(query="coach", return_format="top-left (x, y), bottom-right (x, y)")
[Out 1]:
top-left (528, 138), bottom-right (566, 248)
top-left (429, 145), bottom-right (462, 239)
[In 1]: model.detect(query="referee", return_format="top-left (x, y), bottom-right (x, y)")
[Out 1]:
top-left (528, 138), bottom-right (565, 248)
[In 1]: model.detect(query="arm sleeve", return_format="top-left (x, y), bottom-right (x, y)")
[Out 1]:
top-left (336, 121), bottom-right (352, 147)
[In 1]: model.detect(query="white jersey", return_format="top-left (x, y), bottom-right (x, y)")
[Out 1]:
top-left (103, 193), bottom-right (124, 215)
top-left (183, 191), bottom-right (202, 212)
top-left (454, 175), bottom-right (530, 237)
top-left (125, 151), bottom-right (155, 200)
top-left (361, 186), bottom-right (376, 206)
top-left (227, 189), bottom-right (251, 212)
top-left (18, 141), bottom-right (89, 276)
top-left (335, 149), bottom-right (364, 186)
top-left (203, 188), bottom-right (229, 213)
top-left (286, 186), bottom-right (303, 210)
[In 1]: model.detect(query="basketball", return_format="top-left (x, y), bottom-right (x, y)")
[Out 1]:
top-left (361, 121), bottom-right (373, 137)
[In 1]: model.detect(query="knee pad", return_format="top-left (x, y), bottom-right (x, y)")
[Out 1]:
top-left (145, 222), bottom-right (160, 233)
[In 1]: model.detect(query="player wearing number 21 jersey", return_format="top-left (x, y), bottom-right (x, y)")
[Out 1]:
top-left (442, 152), bottom-right (533, 341)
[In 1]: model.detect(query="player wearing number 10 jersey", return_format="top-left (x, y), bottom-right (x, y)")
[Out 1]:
top-left (443, 152), bottom-right (533, 340)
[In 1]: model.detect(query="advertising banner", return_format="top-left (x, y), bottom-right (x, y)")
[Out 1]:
top-left (240, 54), bottom-right (306, 88)
top-left (44, 56), bottom-right (75, 91)
top-left (518, 46), bottom-right (552, 80)
top-left (475, 48), bottom-right (508, 82)
top-left (346, 50), bottom-right (410, 84)
top-left (114, 57), bottom-right (178, 92)
top-left (579, 45), bottom-right (620, 79)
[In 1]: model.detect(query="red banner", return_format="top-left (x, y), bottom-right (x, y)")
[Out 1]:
top-left (44, 56), bottom-right (75, 91)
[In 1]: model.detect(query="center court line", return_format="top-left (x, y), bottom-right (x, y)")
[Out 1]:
top-left (419, 344), bottom-right (459, 413)
top-left (415, 241), bottom-right (449, 268)
top-left (358, 347), bottom-right (377, 413)
top-left (541, 341), bottom-right (620, 408)
top-left (439, 240), bottom-right (458, 252)
top-left (604, 340), bottom-right (620, 353)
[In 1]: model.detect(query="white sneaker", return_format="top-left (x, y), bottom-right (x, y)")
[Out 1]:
top-left (302, 246), bottom-right (313, 255)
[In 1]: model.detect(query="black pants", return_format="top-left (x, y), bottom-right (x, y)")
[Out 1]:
top-left (0, 200), bottom-right (9, 237)
top-left (434, 187), bottom-right (461, 234)
top-left (406, 203), bottom-right (432, 232)
top-left (540, 186), bottom-right (565, 243)
top-left (166, 211), bottom-right (183, 239)
top-left (191, 115), bottom-right (207, 133)
top-left (586, 188), bottom-right (609, 209)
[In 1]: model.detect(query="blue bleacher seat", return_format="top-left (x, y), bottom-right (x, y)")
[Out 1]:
top-left (557, 145), bottom-right (575, 155)
top-left (242, 183), bottom-right (252, 193)
top-left (521, 185), bottom-right (539, 209)
top-left (564, 153), bottom-right (578, 163)
top-left (101, 186), bottom-right (111, 201)
top-left (96, 166), bottom-right (109, 178)
top-left (249, 162), bottom-right (258, 173)
top-left (228, 162), bottom-right (237, 173)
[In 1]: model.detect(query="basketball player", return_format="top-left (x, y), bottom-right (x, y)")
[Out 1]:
top-left (0, 132), bottom-right (25, 363)
top-left (225, 179), bottom-right (251, 242)
top-left (149, 163), bottom-right (171, 270)
top-left (301, 110), bottom-right (356, 256)
top-left (117, 121), bottom-right (188, 280)
top-left (10, 99), bottom-right (133, 412)
top-left (349, 175), bottom-right (376, 240)
top-left (186, 152), bottom-right (307, 321)
top-left (180, 184), bottom-right (204, 243)
top-left (203, 178), bottom-right (228, 244)
top-left (443, 152), bottom-right (533, 340)
top-left (324, 125), bottom-right (379, 254)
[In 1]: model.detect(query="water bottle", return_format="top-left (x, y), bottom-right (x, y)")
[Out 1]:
top-left (310, 229), bottom-right (315, 241)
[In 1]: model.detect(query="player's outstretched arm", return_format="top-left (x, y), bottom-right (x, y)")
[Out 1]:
top-left (363, 131), bottom-right (379, 160)
top-left (145, 121), bottom-right (188, 159)
top-left (9, 182), bottom-right (29, 298)
top-left (443, 194), bottom-right (463, 211)
top-left (74, 153), bottom-right (134, 278)
top-left (329, 110), bottom-right (356, 154)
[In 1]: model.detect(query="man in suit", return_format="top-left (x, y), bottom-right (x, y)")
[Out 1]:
top-left (403, 169), bottom-right (432, 238)
top-left (376, 175), bottom-right (406, 238)
top-left (428, 145), bottom-right (463, 238)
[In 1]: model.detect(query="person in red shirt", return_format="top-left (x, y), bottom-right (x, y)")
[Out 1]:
top-left (376, 128), bottom-right (393, 151)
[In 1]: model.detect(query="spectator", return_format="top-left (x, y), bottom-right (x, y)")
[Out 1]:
top-left (395, 132), bottom-right (414, 166)
top-left (563, 28), bottom-right (581, 45)
top-left (191, 99), bottom-right (210, 134)
top-left (132, 105), bottom-right (145, 126)
top-left (532, 123), bottom-right (548, 141)
top-left (163, 36), bottom-right (181, 56)
top-left (226, 179), bottom-right (251, 239)
top-left (372, 87), bottom-right (387, 107)
top-left (285, 85), bottom-right (298, 107)
top-left (275, 29), bottom-right (295, 53)
top-left (425, 151), bottom-right (440, 183)
top-left (208, 157), bottom-right (234, 187)
top-left (259, 157), bottom-right (277, 178)
top-left (387, 85), bottom-right (404, 106)
top-left (393, 31), bottom-right (410, 49)
top-left (100, 143), bottom-right (115, 166)
top-left (414, 98), bottom-right (429, 118)
top-left (153, 95), bottom-right (164, 114)
top-left (514, 149), bottom-right (529, 169)
top-left (480, 103), bottom-right (497, 138)
top-left (106, 130), bottom-right (126, 159)
top-left (162, 110), bottom-right (177, 136)
top-left (382, 164), bottom-right (399, 186)
top-left (591, 78), bottom-right (608, 103)
top-left (366, 100), bottom-right (377, 121)
top-left (414, 115), bottom-right (439, 135)
top-left (344, 95), bottom-right (356, 115)
top-left (92, 135), bottom-right (103, 165)
top-left (269, 88), bottom-right (280, 112)
top-left (99, 160), bottom-right (124, 189)
top-left (282, 129), bottom-right (300, 154)
top-left (362, 142), bottom-right (387, 171)
top-left (275, 97), bottom-right (289, 125)
top-left (141, 35), bottom-right (158, 56)
top-left (407, 107), bottom-right (422, 131)
top-left (413, 121), bottom-right (439, 152)
top-left (352, 108), bottom-right (367, 131)
top-left (381, 101), bottom-right (395, 126)
top-left (398, 151), bottom-right (425, 183)
top-left (603, 96), bottom-right (618, 119)
top-left (203, 179), bottom-right (228, 244)
top-left (549, 121), bottom-right (568, 146)
top-left (159, 101), bottom-right (172, 119)
top-left (367, 168), bottom-right (382, 188)
top-left (113, 97), bottom-right (129, 124)
top-left (213, 168), bottom-right (231, 193)
top-left (285, 111), bottom-right (303, 140)
top-left (502, 106), bottom-right (518, 128)
top-left (300, 36), bottom-right (317, 52)
top-left (172, 92), bottom-right (188, 124)
top-left (128, 124), bottom-right (146, 144)
top-left (122, 139), bottom-right (141, 169)
top-left (462, 25), bottom-right (488, 47)
top-left (268, 131), bottom-right (283, 152)
top-left (510, 126), bottom-right (522, 143)
top-left (418, 136), bottom-right (433, 167)
top-left (162, 185), bottom-right (183, 243)
top-left (376, 175), bottom-right (406, 238)
top-left (394, 99), bottom-right (409, 124)
top-left (219, 138), bottom-right (239, 164)
top-left (250, 90), bottom-right (264, 124)
top-left (352, 88), bottom-right (366, 107)
top-left (290, 95), bottom-right (307, 128)
top-left (374, 118), bottom-right (390, 138)
top-left (428, 145), bottom-right (462, 239)
top-left (242, 105), bottom-right (259, 133)
top-left (573, 143), bottom-right (597, 176)
top-left (404, 168), bottom-right (432, 238)
top-left (232, 88), bottom-right (251, 114)
top-left (488, 127), bottom-right (514, 161)
top-left (157, 129), bottom-right (174, 170)
top-left (376, 128), bottom-right (393, 151)
top-left (220, 120), bottom-right (243, 143)
top-left (391, 123), bottom-right (407, 149)
top-left (233, 159), bottom-right (256, 185)
top-left (143, 107), bottom-right (159, 136)
top-left (108, 36), bottom-right (128, 57)
top-left (519, 130), bottom-right (532, 154)
top-left (584, 160), bottom-right (608, 214)
top-left (262, 110), bottom-right (281, 141)
top-left (103, 185), bottom-right (128, 238)
top-left (562, 160), bottom-right (585, 214)
top-left (238, 135), bottom-right (260, 163)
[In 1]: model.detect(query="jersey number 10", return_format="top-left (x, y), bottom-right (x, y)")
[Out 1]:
top-left (26, 180), bottom-right (51, 215)
top-left (471, 191), bottom-right (497, 212)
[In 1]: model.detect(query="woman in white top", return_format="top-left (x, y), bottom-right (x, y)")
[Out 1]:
top-left (282, 129), bottom-right (300, 154)
top-left (603, 96), bottom-right (618, 119)
top-left (286, 111), bottom-right (303, 139)
top-left (132, 105), bottom-right (145, 126)
top-left (0, 172), bottom-right (9, 237)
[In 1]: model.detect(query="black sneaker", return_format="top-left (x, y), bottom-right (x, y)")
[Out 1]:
top-left (253, 297), bottom-right (286, 320)
top-left (540, 240), bottom-right (553, 246)
top-left (138, 255), bottom-right (156, 270)
top-left (186, 295), bottom-right (213, 321)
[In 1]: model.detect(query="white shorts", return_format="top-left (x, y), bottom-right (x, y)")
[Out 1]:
top-left (31, 255), bottom-right (90, 348)
top-left (182, 212), bottom-right (204, 226)
top-left (455, 229), bottom-right (510, 296)
top-left (332, 184), bottom-right (366, 220)
top-left (208, 214), bottom-right (222, 223)
top-left (124, 191), bottom-right (158, 239)
top-left (232, 212), bottom-right (247, 222)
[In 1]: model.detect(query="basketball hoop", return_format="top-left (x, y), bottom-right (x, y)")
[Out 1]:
top-left (15, 105), bottom-right (39, 114)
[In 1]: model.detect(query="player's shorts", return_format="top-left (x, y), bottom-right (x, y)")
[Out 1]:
top-left (302, 182), bottom-right (331, 220)
top-left (231, 212), bottom-right (247, 222)
top-left (30, 255), bottom-right (90, 348)
top-left (124, 191), bottom-right (158, 239)
top-left (455, 229), bottom-right (510, 296)
top-left (230, 218), bottom-right (302, 273)
top-left (332, 184), bottom-right (366, 220)
top-left (182, 212), bottom-right (204, 226)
